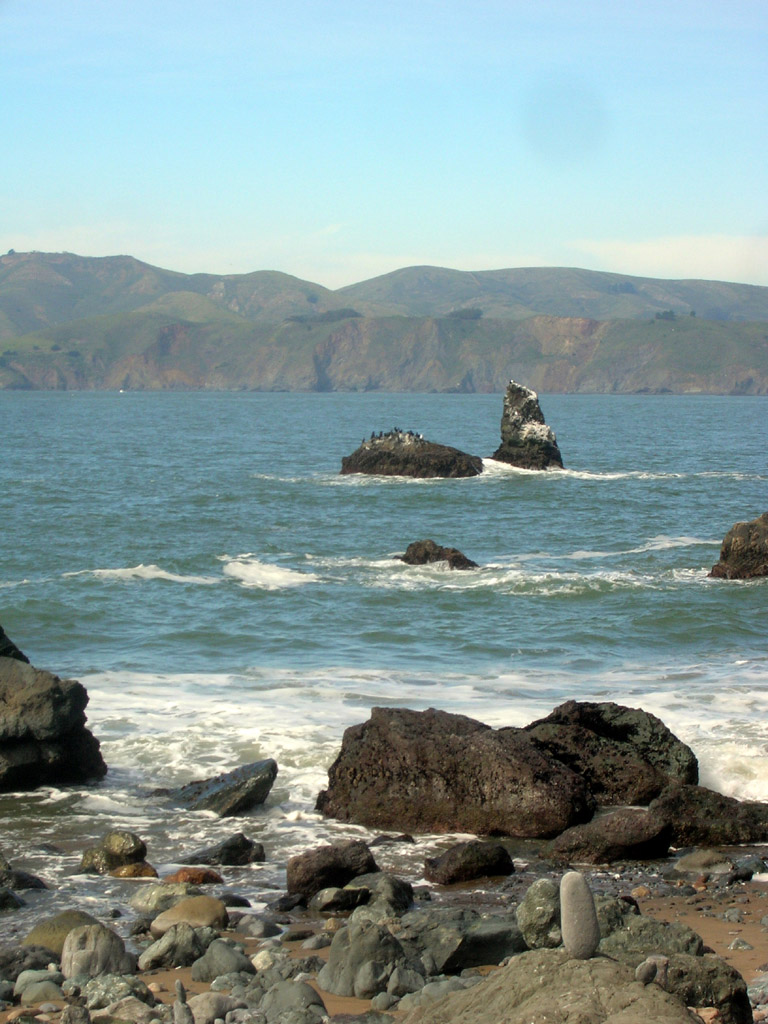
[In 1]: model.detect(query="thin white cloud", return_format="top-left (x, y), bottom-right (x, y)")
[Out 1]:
top-left (572, 235), bottom-right (768, 286)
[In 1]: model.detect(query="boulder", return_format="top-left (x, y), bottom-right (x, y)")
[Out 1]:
top-left (316, 917), bottom-right (417, 999)
top-left (650, 784), bottom-right (768, 846)
top-left (23, 909), bottom-right (102, 956)
top-left (490, 380), bottom-right (563, 470)
top-left (60, 923), bottom-right (136, 978)
top-left (598, 913), bottom-right (704, 963)
top-left (316, 707), bottom-right (594, 837)
top-left (665, 953), bottom-right (752, 1024)
top-left (341, 429), bottom-right (483, 478)
top-left (344, 871), bottom-right (414, 917)
top-left (137, 922), bottom-right (207, 971)
top-left (128, 882), bottom-right (201, 916)
top-left (260, 979), bottom-right (327, 1022)
top-left (186, 990), bottom-right (246, 1024)
top-left (524, 700), bottom-right (698, 805)
top-left (286, 840), bottom-right (379, 899)
top-left (400, 947), bottom-right (701, 1024)
top-left (400, 540), bottom-right (479, 571)
top-left (180, 833), bottom-right (265, 866)
top-left (82, 974), bottom-right (155, 1010)
top-left (189, 938), bottom-right (255, 982)
top-left (395, 906), bottom-right (526, 974)
top-left (159, 758), bottom-right (278, 816)
top-left (150, 895), bottom-right (229, 938)
top-left (0, 623), bottom-right (29, 662)
top-left (80, 830), bottom-right (147, 875)
top-left (515, 878), bottom-right (561, 949)
top-left (0, 657), bottom-right (106, 790)
top-left (710, 511), bottom-right (768, 579)
top-left (424, 841), bottom-right (514, 885)
top-left (548, 807), bottom-right (673, 864)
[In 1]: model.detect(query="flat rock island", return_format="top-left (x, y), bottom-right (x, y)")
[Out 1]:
top-left (340, 429), bottom-right (483, 478)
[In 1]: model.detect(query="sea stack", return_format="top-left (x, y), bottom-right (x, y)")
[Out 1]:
top-left (491, 380), bottom-right (563, 470)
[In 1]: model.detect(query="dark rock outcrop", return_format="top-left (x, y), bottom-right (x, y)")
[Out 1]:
top-left (400, 539), bottom-right (478, 570)
top-left (710, 511), bottom-right (768, 579)
top-left (395, 906), bottom-right (526, 974)
top-left (548, 807), bottom-right (673, 864)
top-left (180, 833), bottom-right (265, 866)
top-left (0, 624), bottom-right (29, 663)
top-left (286, 840), bottom-right (379, 899)
top-left (524, 700), bottom-right (698, 805)
top-left (490, 380), bottom-right (563, 469)
top-left (159, 758), bottom-right (278, 816)
top-left (0, 655), bottom-right (106, 791)
top-left (316, 707), bottom-right (594, 838)
top-left (341, 430), bottom-right (483, 478)
top-left (650, 784), bottom-right (768, 846)
top-left (424, 841), bottom-right (514, 885)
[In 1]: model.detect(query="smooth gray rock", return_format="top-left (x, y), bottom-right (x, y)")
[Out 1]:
top-left (317, 918), bottom-right (415, 999)
top-left (515, 877), bottom-right (561, 949)
top-left (137, 922), bottom-right (207, 970)
top-left (560, 870), bottom-right (600, 959)
top-left (61, 923), bottom-right (136, 979)
top-left (100, 995), bottom-right (158, 1023)
top-left (186, 990), bottom-right (246, 1024)
top-left (190, 938), bottom-right (255, 983)
top-left (260, 979), bottom-right (326, 1022)
top-left (128, 882), bottom-right (200, 916)
top-left (19, 979), bottom-right (64, 1005)
top-left (173, 979), bottom-right (194, 1024)
top-left (14, 968), bottom-right (64, 999)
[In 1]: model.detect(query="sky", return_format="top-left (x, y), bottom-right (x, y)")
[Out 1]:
top-left (2, 0), bottom-right (767, 288)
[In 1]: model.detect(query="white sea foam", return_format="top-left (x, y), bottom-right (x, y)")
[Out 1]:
top-left (219, 554), bottom-right (319, 589)
top-left (64, 565), bottom-right (219, 585)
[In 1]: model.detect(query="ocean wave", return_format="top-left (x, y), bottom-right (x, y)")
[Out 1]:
top-left (64, 564), bottom-right (220, 585)
top-left (219, 553), bottom-right (319, 589)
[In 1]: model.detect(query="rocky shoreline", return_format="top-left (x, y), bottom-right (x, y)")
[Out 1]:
top-left (1, 829), bottom-right (768, 1024)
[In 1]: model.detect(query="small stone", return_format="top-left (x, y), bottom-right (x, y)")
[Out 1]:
top-left (560, 871), bottom-right (600, 960)
top-left (631, 885), bottom-right (651, 899)
top-left (635, 959), bottom-right (657, 985)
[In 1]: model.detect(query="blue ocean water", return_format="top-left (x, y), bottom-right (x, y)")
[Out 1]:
top-left (0, 390), bottom-right (766, 924)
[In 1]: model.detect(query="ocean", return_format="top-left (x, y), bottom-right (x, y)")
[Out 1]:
top-left (0, 390), bottom-right (766, 932)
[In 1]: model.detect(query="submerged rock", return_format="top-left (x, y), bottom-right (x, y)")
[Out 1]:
top-left (400, 539), bottom-right (478, 570)
top-left (316, 706), bottom-right (594, 838)
top-left (710, 511), bottom-right (768, 579)
top-left (490, 380), bottom-right (563, 470)
top-left (341, 429), bottom-right (483, 478)
top-left (80, 830), bottom-right (148, 875)
top-left (0, 652), bottom-right (107, 791)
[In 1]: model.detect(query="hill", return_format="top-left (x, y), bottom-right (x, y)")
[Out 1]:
top-left (1, 250), bottom-right (767, 393)
top-left (2, 307), bottom-right (767, 394)
top-left (336, 265), bottom-right (768, 322)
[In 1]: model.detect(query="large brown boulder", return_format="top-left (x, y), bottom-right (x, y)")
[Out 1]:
top-left (0, 656), bottom-right (106, 791)
top-left (524, 700), bottom-right (698, 805)
top-left (710, 511), bottom-right (768, 579)
top-left (548, 807), bottom-right (673, 864)
top-left (341, 430), bottom-right (483, 478)
top-left (286, 840), bottom-right (379, 899)
top-left (490, 380), bottom-right (563, 470)
top-left (316, 707), bottom-right (594, 838)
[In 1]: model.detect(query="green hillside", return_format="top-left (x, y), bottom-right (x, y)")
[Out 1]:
top-left (3, 306), bottom-right (767, 394)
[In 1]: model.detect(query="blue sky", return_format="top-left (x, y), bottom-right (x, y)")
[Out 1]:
top-left (2, 0), bottom-right (767, 287)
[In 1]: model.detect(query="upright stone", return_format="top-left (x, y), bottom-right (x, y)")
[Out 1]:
top-left (560, 870), bottom-right (600, 960)
top-left (491, 379), bottom-right (563, 469)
